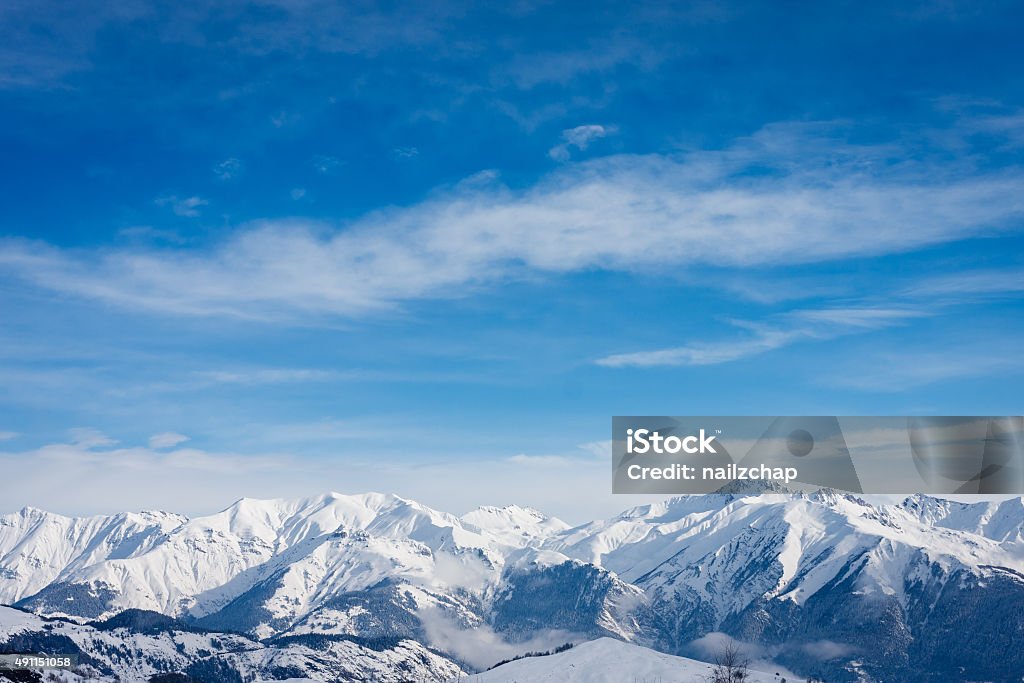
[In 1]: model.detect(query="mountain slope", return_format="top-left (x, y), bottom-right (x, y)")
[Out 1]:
top-left (0, 605), bottom-right (464, 682)
top-left (455, 637), bottom-right (794, 683)
top-left (14, 493), bottom-right (554, 624)
top-left (0, 507), bottom-right (186, 605)
top-left (543, 492), bottom-right (1024, 681)
top-left (3, 491), bottom-right (1024, 682)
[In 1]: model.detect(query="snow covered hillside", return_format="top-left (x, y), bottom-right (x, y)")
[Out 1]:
top-left (456, 638), bottom-right (797, 683)
top-left (2, 491), bottom-right (1023, 682)
top-left (0, 605), bottom-right (462, 682)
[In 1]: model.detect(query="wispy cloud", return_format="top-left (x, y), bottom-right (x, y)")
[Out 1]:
top-left (419, 604), bottom-right (579, 670)
top-left (597, 327), bottom-right (801, 368)
top-left (194, 368), bottom-right (338, 385)
top-left (0, 0), bottom-right (150, 89)
top-left (793, 307), bottom-right (928, 328)
top-left (68, 427), bottom-right (117, 448)
top-left (1, 123), bottom-right (1022, 321)
top-left (687, 632), bottom-right (801, 680)
top-left (0, 431), bottom-right (17, 442)
top-left (213, 157), bottom-right (243, 181)
top-left (0, 1), bottom-right (460, 90)
top-left (828, 343), bottom-right (1024, 391)
top-left (902, 268), bottom-right (1024, 299)
top-left (938, 98), bottom-right (1024, 148)
top-left (0, 433), bottom-right (633, 523)
top-left (155, 195), bottom-right (208, 218)
top-left (596, 306), bottom-right (926, 367)
top-left (270, 111), bottom-right (302, 128)
top-left (509, 441), bottom-right (615, 467)
top-left (148, 432), bottom-right (189, 449)
top-left (311, 155), bottom-right (343, 174)
top-left (595, 255), bottom-right (1024, 370)
top-left (0, 436), bottom-right (292, 516)
top-left (501, 37), bottom-right (666, 90)
top-left (548, 124), bottom-right (617, 161)
top-left (117, 226), bottom-right (186, 244)
top-left (577, 440), bottom-right (611, 459)
top-left (508, 453), bottom-right (575, 466)
top-left (801, 640), bottom-right (857, 661)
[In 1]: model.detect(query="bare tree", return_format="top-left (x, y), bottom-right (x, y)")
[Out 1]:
top-left (704, 641), bottom-right (751, 683)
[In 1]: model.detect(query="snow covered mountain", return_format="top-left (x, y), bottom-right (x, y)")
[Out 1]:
top-left (0, 507), bottom-right (186, 605)
top-left (3, 491), bottom-right (1024, 682)
top-left (456, 637), bottom-right (795, 683)
top-left (0, 605), bottom-right (462, 682)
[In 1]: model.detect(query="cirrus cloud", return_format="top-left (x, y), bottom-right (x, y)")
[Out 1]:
top-left (548, 123), bottom-right (617, 161)
top-left (1, 123), bottom-right (1022, 322)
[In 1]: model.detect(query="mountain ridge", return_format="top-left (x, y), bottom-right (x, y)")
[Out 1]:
top-left (3, 491), bottom-right (1024, 682)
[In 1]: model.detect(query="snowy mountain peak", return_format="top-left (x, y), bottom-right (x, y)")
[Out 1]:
top-left (3, 491), bottom-right (1024, 682)
top-left (461, 504), bottom-right (570, 538)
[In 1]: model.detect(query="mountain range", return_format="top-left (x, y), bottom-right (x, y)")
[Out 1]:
top-left (2, 489), bottom-right (1023, 682)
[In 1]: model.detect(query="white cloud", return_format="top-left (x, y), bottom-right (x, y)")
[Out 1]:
top-left (148, 432), bottom-right (189, 449)
top-left (290, 187), bottom-right (306, 200)
top-left (68, 427), bottom-right (117, 448)
top-left (213, 157), bottom-right (242, 181)
top-left (508, 440), bottom-right (614, 466)
top-left (1, 123), bottom-right (1022, 322)
top-left (502, 38), bottom-right (667, 90)
top-left (311, 155), bottom-right (343, 173)
top-left (0, 431), bottom-right (17, 441)
top-left (270, 111), bottom-right (301, 128)
top-left (548, 123), bottom-right (616, 161)
top-left (946, 102), bottom-right (1024, 148)
top-left (688, 632), bottom-right (764, 662)
top-left (155, 195), bottom-right (208, 218)
top-left (508, 453), bottom-right (574, 465)
top-left (801, 639), bottom-right (857, 661)
top-left (687, 632), bottom-right (801, 681)
top-left (596, 306), bottom-right (924, 367)
top-left (793, 307), bottom-right (927, 328)
top-left (903, 268), bottom-right (1024, 299)
top-left (0, 434), bottom-right (655, 523)
top-left (0, 1), bottom-right (456, 90)
top-left (194, 368), bottom-right (338, 384)
top-left (828, 343), bottom-right (1024, 391)
top-left (597, 326), bottom-right (801, 367)
top-left (419, 604), bottom-right (579, 670)
top-left (0, 438), bottom-right (294, 516)
top-left (117, 226), bottom-right (185, 244)
top-left (577, 440), bottom-right (611, 459)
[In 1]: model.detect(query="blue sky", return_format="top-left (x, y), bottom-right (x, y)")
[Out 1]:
top-left (1, 1), bottom-right (1023, 520)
